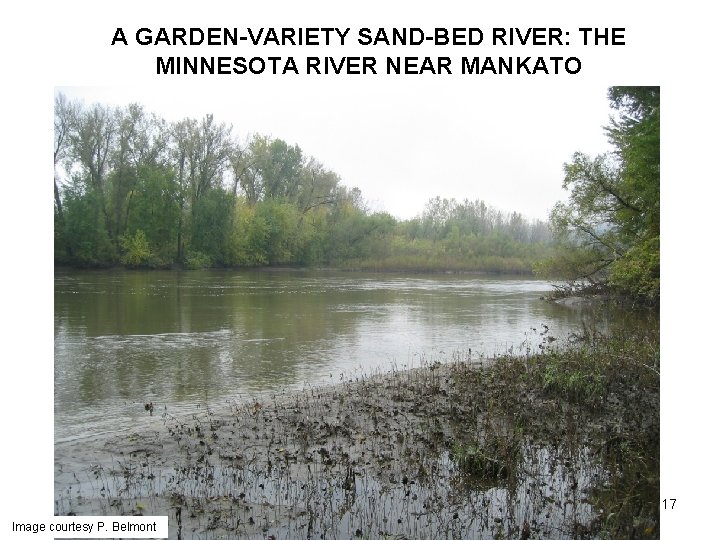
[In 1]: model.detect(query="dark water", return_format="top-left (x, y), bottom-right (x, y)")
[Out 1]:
top-left (54, 269), bottom-right (626, 444)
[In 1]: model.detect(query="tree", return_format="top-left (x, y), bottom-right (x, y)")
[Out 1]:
top-left (54, 93), bottom-right (80, 259)
top-left (61, 176), bottom-right (114, 266)
top-left (240, 135), bottom-right (305, 202)
top-left (71, 103), bottom-right (117, 247)
top-left (108, 104), bottom-right (172, 252)
top-left (262, 138), bottom-right (304, 200)
top-left (545, 87), bottom-right (660, 303)
top-left (190, 187), bottom-right (234, 264)
top-left (54, 96), bottom-right (554, 272)
top-left (296, 158), bottom-right (341, 214)
top-left (120, 229), bottom-right (152, 267)
top-left (169, 115), bottom-right (232, 262)
top-left (124, 164), bottom-right (179, 264)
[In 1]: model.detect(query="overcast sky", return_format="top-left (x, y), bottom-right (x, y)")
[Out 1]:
top-left (56, 82), bottom-right (613, 221)
top-left (46, 0), bottom-right (663, 222)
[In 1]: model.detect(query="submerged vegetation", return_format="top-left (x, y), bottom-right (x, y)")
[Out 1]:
top-left (56, 326), bottom-right (659, 539)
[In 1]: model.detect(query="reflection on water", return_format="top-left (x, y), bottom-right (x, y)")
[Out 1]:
top-left (54, 269), bottom-right (637, 443)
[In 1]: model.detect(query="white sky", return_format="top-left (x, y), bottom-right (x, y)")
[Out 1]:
top-left (1, 1), bottom-right (718, 537)
top-left (55, 82), bottom-right (612, 221)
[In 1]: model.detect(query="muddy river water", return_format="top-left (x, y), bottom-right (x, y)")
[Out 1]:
top-left (55, 269), bottom-right (622, 445)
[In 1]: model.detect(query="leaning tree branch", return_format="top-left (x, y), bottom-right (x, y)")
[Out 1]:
top-left (573, 222), bottom-right (626, 257)
top-left (595, 174), bottom-right (642, 213)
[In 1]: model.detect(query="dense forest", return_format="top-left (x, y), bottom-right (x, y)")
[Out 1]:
top-left (53, 94), bottom-right (553, 274)
top-left (539, 87), bottom-right (660, 305)
top-left (54, 87), bottom-right (659, 304)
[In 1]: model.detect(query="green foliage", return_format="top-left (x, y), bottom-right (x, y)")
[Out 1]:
top-left (184, 250), bottom-right (213, 269)
top-left (256, 200), bottom-right (302, 264)
top-left (225, 199), bottom-right (317, 266)
top-left (609, 235), bottom-right (660, 301)
top-left (60, 179), bottom-right (115, 266)
top-left (542, 359), bottom-right (606, 404)
top-left (189, 187), bottom-right (234, 265)
top-left (124, 165), bottom-right (179, 266)
top-left (226, 202), bottom-right (270, 265)
top-left (482, 326), bottom-right (659, 537)
top-left (533, 325), bottom-right (659, 408)
top-left (120, 230), bottom-right (152, 267)
top-left (294, 210), bottom-right (329, 265)
top-left (533, 243), bottom-right (609, 285)
top-left (55, 94), bottom-right (555, 273)
top-left (543, 87), bottom-right (660, 304)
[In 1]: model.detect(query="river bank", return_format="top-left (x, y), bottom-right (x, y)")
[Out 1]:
top-left (55, 328), bottom-right (659, 539)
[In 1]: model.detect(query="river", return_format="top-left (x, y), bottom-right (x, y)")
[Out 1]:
top-left (54, 269), bottom-right (623, 445)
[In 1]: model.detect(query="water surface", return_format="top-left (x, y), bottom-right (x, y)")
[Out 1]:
top-left (54, 269), bottom-right (614, 443)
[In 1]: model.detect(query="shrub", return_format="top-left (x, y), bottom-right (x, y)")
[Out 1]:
top-left (184, 250), bottom-right (213, 269)
top-left (120, 230), bottom-right (152, 267)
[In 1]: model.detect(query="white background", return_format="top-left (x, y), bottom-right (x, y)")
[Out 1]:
top-left (1, 1), bottom-right (715, 537)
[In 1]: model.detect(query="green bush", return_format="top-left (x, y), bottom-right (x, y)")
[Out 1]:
top-left (610, 236), bottom-right (660, 304)
top-left (184, 250), bottom-right (213, 269)
top-left (120, 230), bottom-right (152, 267)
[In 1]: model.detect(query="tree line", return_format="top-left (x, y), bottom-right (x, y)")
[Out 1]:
top-left (539, 86), bottom-right (660, 304)
top-left (54, 93), bottom-right (553, 273)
